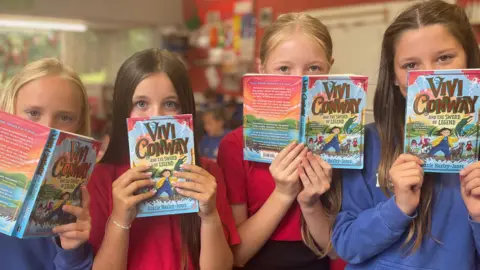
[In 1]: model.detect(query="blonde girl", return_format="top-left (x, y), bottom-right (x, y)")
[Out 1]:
top-left (217, 13), bottom-right (342, 269)
top-left (0, 58), bottom-right (93, 270)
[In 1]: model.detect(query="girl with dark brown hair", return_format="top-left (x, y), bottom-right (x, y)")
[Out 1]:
top-left (333, 1), bottom-right (480, 269)
top-left (88, 49), bottom-right (239, 270)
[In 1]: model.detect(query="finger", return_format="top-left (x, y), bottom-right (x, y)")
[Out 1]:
top-left (115, 170), bottom-right (153, 189)
top-left (175, 187), bottom-right (206, 201)
top-left (465, 178), bottom-right (480, 194)
top-left (306, 153), bottom-right (328, 183)
top-left (460, 161), bottom-right (480, 176)
top-left (61, 205), bottom-right (83, 219)
top-left (298, 165), bottom-right (312, 187)
top-left (174, 171), bottom-right (208, 184)
top-left (284, 148), bottom-right (308, 175)
top-left (461, 169), bottom-right (480, 186)
top-left (393, 161), bottom-right (422, 172)
top-left (174, 181), bottom-right (206, 194)
top-left (279, 144), bottom-right (306, 168)
top-left (81, 186), bottom-right (90, 210)
top-left (302, 158), bottom-right (320, 185)
top-left (179, 164), bottom-right (209, 177)
top-left (57, 231), bottom-right (88, 240)
top-left (471, 187), bottom-right (480, 196)
top-left (52, 222), bottom-right (86, 234)
top-left (129, 190), bottom-right (156, 205)
top-left (315, 155), bottom-right (332, 180)
top-left (272, 142), bottom-right (297, 167)
top-left (123, 179), bottom-right (155, 196)
top-left (392, 154), bottom-right (424, 167)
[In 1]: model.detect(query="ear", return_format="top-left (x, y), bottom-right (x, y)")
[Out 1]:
top-left (394, 78), bottom-right (399, 86)
top-left (256, 57), bottom-right (264, 74)
top-left (330, 57), bottom-right (335, 67)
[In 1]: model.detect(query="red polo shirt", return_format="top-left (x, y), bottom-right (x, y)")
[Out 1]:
top-left (88, 157), bottom-right (240, 270)
top-left (217, 127), bottom-right (302, 241)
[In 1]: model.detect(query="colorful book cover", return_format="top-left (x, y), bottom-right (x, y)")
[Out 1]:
top-left (0, 110), bottom-right (100, 238)
top-left (20, 132), bottom-right (100, 237)
top-left (243, 74), bottom-right (303, 162)
top-left (301, 75), bottom-right (368, 169)
top-left (404, 69), bottom-right (480, 173)
top-left (127, 114), bottom-right (199, 217)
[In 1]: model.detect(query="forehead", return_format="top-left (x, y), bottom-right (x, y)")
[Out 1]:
top-left (133, 72), bottom-right (177, 98)
top-left (16, 75), bottom-right (83, 111)
top-left (266, 33), bottom-right (329, 63)
top-left (394, 24), bottom-right (462, 59)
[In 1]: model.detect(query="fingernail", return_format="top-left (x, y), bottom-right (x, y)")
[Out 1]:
top-left (460, 170), bottom-right (465, 176)
top-left (146, 172), bottom-right (153, 176)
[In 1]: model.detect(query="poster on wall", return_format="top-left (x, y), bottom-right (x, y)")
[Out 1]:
top-left (0, 31), bottom-right (61, 86)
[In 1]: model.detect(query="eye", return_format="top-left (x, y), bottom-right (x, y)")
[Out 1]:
top-left (438, 54), bottom-right (454, 62)
top-left (59, 115), bottom-right (73, 122)
top-left (278, 66), bottom-right (289, 73)
top-left (25, 110), bottom-right (40, 119)
top-left (164, 101), bottom-right (179, 110)
top-left (402, 63), bottom-right (417, 70)
top-left (135, 100), bottom-right (148, 109)
top-left (308, 65), bottom-right (322, 73)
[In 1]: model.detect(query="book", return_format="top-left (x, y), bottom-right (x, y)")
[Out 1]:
top-left (243, 74), bottom-right (368, 169)
top-left (404, 69), bottom-right (480, 173)
top-left (127, 114), bottom-right (199, 217)
top-left (0, 111), bottom-right (100, 238)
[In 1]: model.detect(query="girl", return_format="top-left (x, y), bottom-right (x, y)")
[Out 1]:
top-left (332, 1), bottom-right (480, 269)
top-left (217, 13), bottom-right (342, 269)
top-left (88, 49), bottom-right (239, 270)
top-left (0, 58), bottom-right (93, 269)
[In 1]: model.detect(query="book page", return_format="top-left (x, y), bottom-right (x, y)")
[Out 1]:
top-left (0, 111), bottom-right (50, 235)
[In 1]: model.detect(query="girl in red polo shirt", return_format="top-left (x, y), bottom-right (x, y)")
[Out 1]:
top-left (88, 49), bottom-right (240, 270)
top-left (217, 13), bottom-right (344, 270)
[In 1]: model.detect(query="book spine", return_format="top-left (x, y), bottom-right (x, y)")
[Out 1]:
top-left (14, 130), bottom-right (59, 238)
top-left (299, 76), bottom-right (308, 144)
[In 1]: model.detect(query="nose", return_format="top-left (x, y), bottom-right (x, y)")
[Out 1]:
top-left (291, 68), bottom-right (303, 76)
top-left (152, 106), bottom-right (163, 117)
top-left (38, 116), bottom-right (55, 129)
top-left (424, 62), bottom-right (435, 70)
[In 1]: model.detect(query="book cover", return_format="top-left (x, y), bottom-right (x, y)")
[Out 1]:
top-left (243, 74), bottom-right (303, 162)
top-left (405, 69), bottom-right (480, 173)
top-left (20, 132), bottom-right (100, 237)
top-left (0, 110), bottom-right (100, 238)
top-left (127, 114), bottom-right (199, 217)
top-left (302, 75), bottom-right (367, 169)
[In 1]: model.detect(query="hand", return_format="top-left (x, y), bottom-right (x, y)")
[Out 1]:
top-left (173, 164), bottom-right (217, 220)
top-left (52, 186), bottom-right (91, 250)
top-left (460, 162), bottom-right (480, 221)
top-left (269, 142), bottom-right (308, 200)
top-left (389, 154), bottom-right (424, 215)
top-left (111, 165), bottom-right (155, 226)
top-left (297, 152), bottom-right (332, 209)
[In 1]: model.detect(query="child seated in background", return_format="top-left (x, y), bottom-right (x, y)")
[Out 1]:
top-left (199, 107), bottom-right (231, 160)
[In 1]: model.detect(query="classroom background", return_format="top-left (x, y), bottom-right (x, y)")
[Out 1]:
top-left (0, 0), bottom-right (479, 269)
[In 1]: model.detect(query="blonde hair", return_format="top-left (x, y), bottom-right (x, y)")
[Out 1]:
top-left (260, 13), bottom-right (340, 257)
top-left (0, 58), bottom-right (91, 136)
top-left (259, 13), bottom-right (333, 66)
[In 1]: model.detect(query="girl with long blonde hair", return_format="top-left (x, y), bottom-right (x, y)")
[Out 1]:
top-left (0, 58), bottom-right (93, 269)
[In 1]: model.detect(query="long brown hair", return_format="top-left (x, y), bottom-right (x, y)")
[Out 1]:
top-left (374, 0), bottom-right (480, 252)
top-left (101, 49), bottom-right (201, 269)
top-left (260, 12), bottom-right (341, 257)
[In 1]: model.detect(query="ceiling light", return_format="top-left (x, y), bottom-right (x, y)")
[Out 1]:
top-left (0, 19), bottom-right (87, 32)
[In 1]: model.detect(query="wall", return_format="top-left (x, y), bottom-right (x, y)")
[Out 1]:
top-left (0, 0), bottom-right (183, 26)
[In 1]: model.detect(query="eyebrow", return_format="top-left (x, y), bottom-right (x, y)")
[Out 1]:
top-left (398, 48), bottom-right (457, 62)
